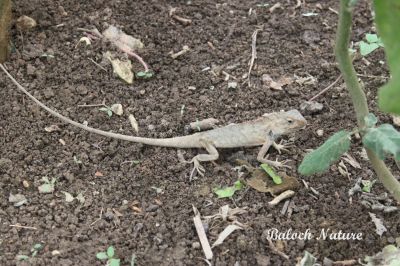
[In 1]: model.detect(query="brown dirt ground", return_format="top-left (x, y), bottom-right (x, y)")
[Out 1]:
top-left (1, 0), bottom-right (399, 265)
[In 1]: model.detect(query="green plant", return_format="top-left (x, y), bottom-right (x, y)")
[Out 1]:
top-left (16, 243), bottom-right (43, 261)
top-left (260, 163), bottom-right (282, 184)
top-left (99, 106), bottom-right (113, 117)
top-left (38, 176), bottom-right (56, 193)
top-left (298, 0), bottom-right (400, 202)
top-left (214, 180), bottom-right (244, 198)
top-left (359, 33), bottom-right (384, 56)
top-left (136, 71), bottom-right (154, 79)
top-left (96, 246), bottom-right (120, 266)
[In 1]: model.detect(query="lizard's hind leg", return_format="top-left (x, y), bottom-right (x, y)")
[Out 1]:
top-left (257, 138), bottom-right (291, 169)
top-left (189, 139), bottom-right (219, 179)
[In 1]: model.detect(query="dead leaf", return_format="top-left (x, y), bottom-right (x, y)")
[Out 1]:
top-left (294, 74), bottom-right (317, 85)
top-left (62, 191), bottom-right (74, 202)
top-left (193, 206), bottom-right (213, 260)
top-left (75, 36), bottom-right (91, 48)
top-left (102, 25), bottom-right (144, 52)
top-left (76, 193), bottom-right (85, 204)
top-left (111, 104), bottom-right (123, 116)
top-left (369, 212), bottom-right (387, 236)
top-left (247, 173), bottom-right (270, 193)
top-left (261, 74), bottom-right (293, 91)
top-left (110, 59), bottom-right (133, 84)
top-left (128, 114), bottom-right (139, 133)
top-left (212, 224), bottom-right (243, 248)
top-left (44, 125), bottom-right (61, 132)
top-left (9, 193), bottom-right (27, 207)
top-left (104, 51), bottom-right (134, 84)
top-left (343, 153), bottom-right (361, 169)
top-left (16, 15), bottom-right (37, 31)
top-left (247, 169), bottom-right (300, 195)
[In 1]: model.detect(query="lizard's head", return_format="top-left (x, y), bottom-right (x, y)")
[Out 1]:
top-left (262, 109), bottom-right (307, 135)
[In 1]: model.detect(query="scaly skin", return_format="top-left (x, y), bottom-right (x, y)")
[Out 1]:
top-left (1, 64), bottom-right (307, 177)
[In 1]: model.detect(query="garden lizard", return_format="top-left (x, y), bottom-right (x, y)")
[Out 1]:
top-left (1, 64), bottom-right (307, 177)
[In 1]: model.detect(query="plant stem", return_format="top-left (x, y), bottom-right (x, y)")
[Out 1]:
top-left (335, 0), bottom-right (400, 202)
top-left (0, 0), bottom-right (11, 63)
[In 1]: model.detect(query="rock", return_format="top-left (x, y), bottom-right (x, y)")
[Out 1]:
top-left (76, 85), bottom-right (88, 95)
top-left (192, 242), bottom-right (201, 249)
top-left (316, 129), bottom-right (324, 136)
top-left (228, 81), bottom-right (238, 89)
top-left (302, 30), bottom-right (320, 45)
top-left (26, 64), bottom-right (35, 75)
top-left (255, 254), bottom-right (270, 266)
top-left (145, 204), bottom-right (159, 212)
top-left (300, 101), bottom-right (323, 114)
top-left (43, 88), bottom-right (55, 99)
top-left (16, 15), bottom-right (37, 31)
top-left (392, 115), bottom-right (400, 126)
top-left (0, 158), bottom-right (12, 173)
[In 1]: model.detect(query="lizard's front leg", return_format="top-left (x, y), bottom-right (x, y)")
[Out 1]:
top-left (189, 139), bottom-right (219, 179)
top-left (257, 138), bottom-right (291, 169)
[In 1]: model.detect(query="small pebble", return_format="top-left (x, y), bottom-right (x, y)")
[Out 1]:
top-left (16, 15), bottom-right (37, 31)
top-left (26, 64), bottom-right (35, 75)
top-left (316, 129), bottom-right (324, 136)
top-left (228, 81), bottom-right (238, 89)
top-left (192, 242), bottom-right (201, 249)
top-left (22, 180), bottom-right (30, 188)
top-left (300, 101), bottom-right (323, 114)
top-left (52, 250), bottom-right (61, 256)
top-left (188, 86), bottom-right (196, 90)
top-left (76, 85), bottom-right (88, 95)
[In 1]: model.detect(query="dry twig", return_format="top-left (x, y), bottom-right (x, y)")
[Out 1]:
top-left (247, 29), bottom-right (261, 86)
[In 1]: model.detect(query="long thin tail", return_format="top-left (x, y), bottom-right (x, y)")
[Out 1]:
top-left (0, 64), bottom-right (196, 148)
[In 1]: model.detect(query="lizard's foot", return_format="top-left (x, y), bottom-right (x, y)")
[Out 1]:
top-left (259, 157), bottom-right (292, 169)
top-left (190, 158), bottom-right (206, 179)
top-left (272, 140), bottom-right (293, 154)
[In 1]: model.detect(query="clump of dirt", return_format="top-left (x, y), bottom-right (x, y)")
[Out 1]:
top-left (0, 0), bottom-right (398, 265)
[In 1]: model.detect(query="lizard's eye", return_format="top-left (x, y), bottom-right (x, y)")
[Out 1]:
top-left (287, 118), bottom-right (293, 124)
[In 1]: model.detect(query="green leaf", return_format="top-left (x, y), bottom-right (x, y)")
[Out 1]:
top-left (359, 41), bottom-right (380, 56)
top-left (38, 183), bottom-right (55, 193)
top-left (96, 252), bottom-right (108, 260)
top-left (260, 164), bottom-right (282, 184)
top-left (234, 180), bottom-right (243, 190)
top-left (107, 246), bottom-right (115, 258)
top-left (299, 130), bottom-right (352, 175)
top-left (110, 258), bottom-right (121, 266)
top-left (33, 243), bottom-right (43, 250)
top-left (99, 107), bottom-right (113, 117)
top-left (365, 33), bottom-right (379, 43)
top-left (136, 71), bottom-right (153, 79)
top-left (214, 180), bottom-right (243, 198)
top-left (364, 113), bottom-right (378, 128)
top-left (361, 180), bottom-right (376, 193)
top-left (362, 124), bottom-right (400, 160)
top-left (374, 0), bottom-right (400, 114)
top-left (16, 255), bottom-right (30, 261)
